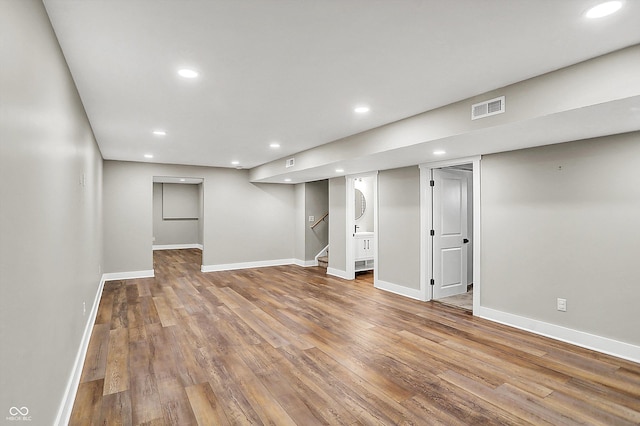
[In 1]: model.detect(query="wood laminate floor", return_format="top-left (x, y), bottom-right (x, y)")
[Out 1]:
top-left (70, 249), bottom-right (640, 425)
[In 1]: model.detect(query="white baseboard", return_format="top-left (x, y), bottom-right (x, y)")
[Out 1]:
top-left (54, 275), bottom-right (106, 426)
top-left (476, 306), bottom-right (640, 364)
top-left (326, 267), bottom-right (350, 280)
top-left (102, 270), bottom-right (155, 281)
top-left (201, 258), bottom-right (295, 273)
top-left (152, 244), bottom-right (203, 251)
top-left (375, 279), bottom-right (425, 301)
top-left (294, 258), bottom-right (318, 267)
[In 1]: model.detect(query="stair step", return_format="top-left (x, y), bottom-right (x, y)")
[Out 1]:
top-left (317, 255), bottom-right (328, 269)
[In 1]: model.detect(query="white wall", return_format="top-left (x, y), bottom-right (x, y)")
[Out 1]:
top-left (481, 132), bottom-right (640, 346)
top-left (0, 1), bottom-right (103, 423)
top-left (328, 178), bottom-right (347, 275)
top-left (104, 161), bottom-right (295, 273)
top-left (203, 167), bottom-right (294, 267)
top-left (294, 183), bottom-right (306, 262)
top-left (377, 167), bottom-right (421, 290)
top-left (103, 161), bottom-right (153, 273)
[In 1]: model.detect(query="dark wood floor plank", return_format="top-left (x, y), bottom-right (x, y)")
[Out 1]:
top-left (70, 248), bottom-right (640, 425)
top-left (110, 282), bottom-right (129, 330)
top-left (95, 287), bottom-right (114, 325)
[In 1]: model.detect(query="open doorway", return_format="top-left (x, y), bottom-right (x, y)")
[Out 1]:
top-left (152, 176), bottom-right (204, 268)
top-left (420, 157), bottom-right (480, 313)
top-left (346, 172), bottom-right (378, 281)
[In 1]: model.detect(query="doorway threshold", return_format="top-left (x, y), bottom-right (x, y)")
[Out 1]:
top-left (434, 290), bottom-right (473, 312)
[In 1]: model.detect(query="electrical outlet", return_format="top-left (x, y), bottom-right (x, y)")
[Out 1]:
top-left (309, 216), bottom-right (315, 222)
top-left (83, 302), bottom-right (86, 315)
top-left (557, 298), bottom-right (567, 312)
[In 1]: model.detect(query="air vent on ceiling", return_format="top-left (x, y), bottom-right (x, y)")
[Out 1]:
top-left (471, 96), bottom-right (505, 120)
top-left (285, 157), bottom-right (295, 168)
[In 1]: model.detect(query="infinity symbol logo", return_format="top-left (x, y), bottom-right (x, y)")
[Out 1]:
top-left (9, 406), bottom-right (29, 416)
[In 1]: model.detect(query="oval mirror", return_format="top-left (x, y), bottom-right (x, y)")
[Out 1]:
top-left (354, 189), bottom-right (366, 220)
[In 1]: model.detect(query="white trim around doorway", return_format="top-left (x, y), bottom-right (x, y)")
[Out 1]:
top-left (345, 171), bottom-right (378, 281)
top-left (419, 156), bottom-right (481, 310)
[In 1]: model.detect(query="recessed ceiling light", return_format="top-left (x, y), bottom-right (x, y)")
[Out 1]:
top-left (585, 1), bottom-right (622, 18)
top-left (433, 150), bottom-right (446, 155)
top-left (179, 178), bottom-right (186, 182)
top-left (354, 106), bottom-right (370, 114)
top-left (152, 130), bottom-right (166, 136)
top-left (270, 142), bottom-right (281, 148)
top-left (231, 161), bottom-right (240, 166)
top-left (284, 178), bottom-right (292, 182)
top-left (144, 154), bottom-right (153, 159)
top-left (335, 168), bottom-right (344, 173)
top-left (178, 68), bottom-right (199, 78)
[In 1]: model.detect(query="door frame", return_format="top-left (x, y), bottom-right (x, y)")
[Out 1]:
top-left (432, 167), bottom-right (470, 300)
top-left (419, 156), bottom-right (481, 312)
top-left (345, 171), bottom-right (378, 280)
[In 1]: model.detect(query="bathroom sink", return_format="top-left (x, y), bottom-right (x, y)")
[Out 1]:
top-left (354, 231), bottom-right (374, 237)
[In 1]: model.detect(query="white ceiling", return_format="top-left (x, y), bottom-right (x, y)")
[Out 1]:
top-left (43, 1), bottom-right (640, 171)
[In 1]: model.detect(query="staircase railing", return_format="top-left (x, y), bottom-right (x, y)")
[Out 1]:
top-left (310, 212), bottom-right (328, 229)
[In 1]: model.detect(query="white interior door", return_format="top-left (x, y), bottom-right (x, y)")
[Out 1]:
top-left (432, 168), bottom-right (468, 299)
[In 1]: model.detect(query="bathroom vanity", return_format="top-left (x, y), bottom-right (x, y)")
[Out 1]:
top-left (354, 232), bottom-right (375, 272)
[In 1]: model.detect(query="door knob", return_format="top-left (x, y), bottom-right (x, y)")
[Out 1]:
top-left (463, 238), bottom-right (469, 244)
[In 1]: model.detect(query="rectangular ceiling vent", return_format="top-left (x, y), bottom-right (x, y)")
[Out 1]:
top-left (471, 96), bottom-right (505, 120)
top-left (285, 157), bottom-right (295, 168)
